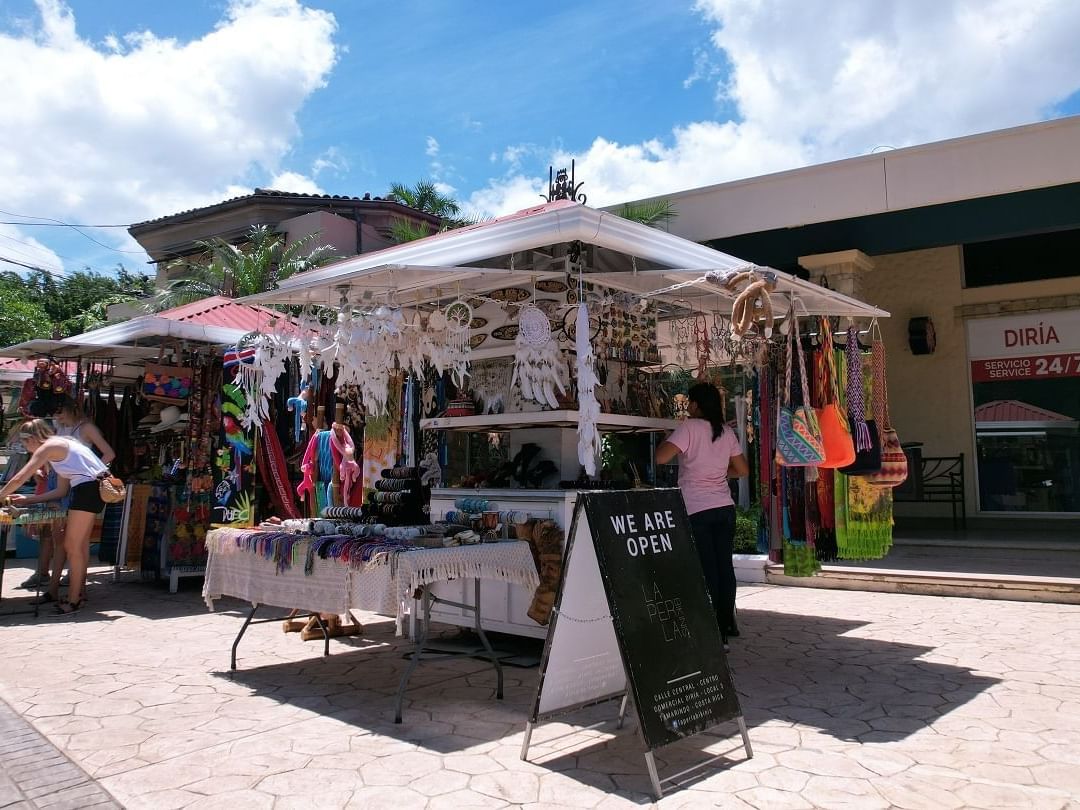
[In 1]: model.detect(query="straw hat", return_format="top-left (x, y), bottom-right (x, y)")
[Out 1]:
top-left (150, 405), bottom-right (190, 433)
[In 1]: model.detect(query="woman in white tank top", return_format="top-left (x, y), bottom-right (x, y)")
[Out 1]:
top-left (0, 419), bottom-right (110, 616)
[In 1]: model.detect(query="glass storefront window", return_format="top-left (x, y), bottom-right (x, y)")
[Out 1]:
top-left (973, 379), bottom-right (1080, 513)
top-left (968, 310), bottom-right (1080, 515)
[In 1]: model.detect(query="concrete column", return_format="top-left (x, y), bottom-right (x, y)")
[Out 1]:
top-left (798, 249), bottom-right (875, 301)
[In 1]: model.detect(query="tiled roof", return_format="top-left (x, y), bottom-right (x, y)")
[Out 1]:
top-left (129, 188), bottom-right (437, 229)
top-left (155, 296), bottom-right (287, 333)
top-left (974, 399), bottom-right (1075, 423)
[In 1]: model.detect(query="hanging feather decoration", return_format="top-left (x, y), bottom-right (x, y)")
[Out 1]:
top-left (512, 303), bottom-right (565, 409)
top-left (575, 302), bottom-right (601, 476)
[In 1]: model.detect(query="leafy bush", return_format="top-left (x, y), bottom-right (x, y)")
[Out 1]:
top-left (734, 506), bottom-right (762, 554)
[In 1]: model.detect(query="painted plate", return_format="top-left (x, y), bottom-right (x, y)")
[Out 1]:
top-left (491, 324), bottom-right (520, 341)
top-left (535, 279), bottom-right (568, 293)
top-left (534, 299), bottom-right (562, 317)
top-left (469, 333), bottom-right (487, 349)
top-left (469, 316), bottom-right (488, 329)
top-left (489, 287), bottom-right (531, 303)
top-left (562, 308), bottom-right (600, 342)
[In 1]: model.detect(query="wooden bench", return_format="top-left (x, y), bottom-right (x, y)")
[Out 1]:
top-left (893, 453), bottom-right (967, 530)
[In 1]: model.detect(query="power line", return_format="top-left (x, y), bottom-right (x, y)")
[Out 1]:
top-left (0, 220), bottom-right (129, 226)
top-left (0, 233), bottom-right (72, 264)
top-left (0, 208), bottom-right (145, 254)
top-left (0, 221), bottom-right (129, 227)
top-left (0, 255), bottom-right (69, 278)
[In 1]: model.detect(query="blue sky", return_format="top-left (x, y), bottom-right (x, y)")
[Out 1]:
top-left (2, 0), bottom-right (1079, 280)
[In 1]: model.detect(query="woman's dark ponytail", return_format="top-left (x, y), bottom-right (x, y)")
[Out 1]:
top-left (687, 383), bottom-right (726, 441)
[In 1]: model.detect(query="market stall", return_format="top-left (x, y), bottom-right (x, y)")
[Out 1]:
top-left (219, 198), bottom-right (893, 640)
top-left (0, 299), bottom-right (292, 593)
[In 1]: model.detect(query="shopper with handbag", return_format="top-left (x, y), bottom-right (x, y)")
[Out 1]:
top-left (47, 396), bottom-right (117, 595)
top-left (0, 419), bottom-right (110, 616)
top-left (655, 383), bottom-right (749, 645)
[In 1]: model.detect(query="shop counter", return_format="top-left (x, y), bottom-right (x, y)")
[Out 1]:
top-left (429, 488), bottom-right (578, 639)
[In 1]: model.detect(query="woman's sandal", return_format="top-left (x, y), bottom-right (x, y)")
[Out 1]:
top-left (48, 599), bottom-right (85, 618)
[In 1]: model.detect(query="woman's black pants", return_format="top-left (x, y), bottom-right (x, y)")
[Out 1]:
top-left (689, 505), bottom-right (737, 636)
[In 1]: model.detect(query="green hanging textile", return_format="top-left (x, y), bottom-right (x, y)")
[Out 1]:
top-left (833, 346), bottom-right (894, 560)
top-left (783, 539), bottom-right (821, 576)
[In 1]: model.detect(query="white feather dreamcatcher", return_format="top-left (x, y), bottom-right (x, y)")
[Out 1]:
top-left (575, 302), bottom-right (602, 477)
top-left (511, 303), bottom-right (565, 409)
top-left (234, 326), bottom-right (288, 431)
top-left (443, 299), bottom-right (472, 385)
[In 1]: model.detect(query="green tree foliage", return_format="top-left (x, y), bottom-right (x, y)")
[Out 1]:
top-left (617, 199), bottom-right (678, 228)
top-left (0, 266), bottom-right (153, 340)
top-left (386, 180), bottom-right (462, 220)
top-left (148, 225), bottom-right (338, 312)
top-left (0, 284), bottom-right (50, 343)
top-left (385, 180), bottom-right (480, 243)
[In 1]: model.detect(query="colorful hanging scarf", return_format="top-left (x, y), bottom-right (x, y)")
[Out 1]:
top-left (833, 349), bottom-right (893, 560)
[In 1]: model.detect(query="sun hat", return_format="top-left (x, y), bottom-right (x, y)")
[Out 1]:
top-left (150, 405), bottom-right (190, 433)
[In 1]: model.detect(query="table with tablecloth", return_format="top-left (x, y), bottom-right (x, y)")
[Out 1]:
top-left (203, 527), bottom-right (539, 618)
top-left (202, 527), bottom-right (540, 722)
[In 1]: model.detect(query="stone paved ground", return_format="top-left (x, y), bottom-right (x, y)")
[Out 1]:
top-left (2, 561), bottom-right (1080, 809)
top-left (0, 696), bottom-right (121, 810)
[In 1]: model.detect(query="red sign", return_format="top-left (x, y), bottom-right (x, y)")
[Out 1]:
top-left (971, 353), bottom-right (1080, 383)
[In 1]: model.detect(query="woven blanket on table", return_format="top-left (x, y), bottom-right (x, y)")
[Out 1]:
top-left (203, 527), bottom-right (396, 615)
top-left (392, 542), bottom-right (539, 602)
top-left (203, 529), bottom-right (538, 618)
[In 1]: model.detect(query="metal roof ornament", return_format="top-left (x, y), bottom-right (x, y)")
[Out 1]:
top-left (544, 161), bottom-right (586, 204)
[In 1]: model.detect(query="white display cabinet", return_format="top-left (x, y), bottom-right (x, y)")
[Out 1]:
top-left (420, 413), bottom-right (676, 639)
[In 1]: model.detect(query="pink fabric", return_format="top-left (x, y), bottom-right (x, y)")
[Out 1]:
top-left (664, 418), bottom-right (743, 514)
top-left (328, 425), bottom-right (361, 506)
top-left (296, 431), bottom-right (318, 508)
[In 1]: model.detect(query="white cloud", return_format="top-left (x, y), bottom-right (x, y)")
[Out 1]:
top-left (473, 0), bottom-right (1080, 215)
top-left (425, 136), bottom-right (440, 157)
top-left (267, 171), bottom-right (324, 195)
top-left (0, 224), bottom-right (67, 276)
top-left (0, 0), bottom-right (338, 269)
top-left (311, 147), bottom-right (349, 177)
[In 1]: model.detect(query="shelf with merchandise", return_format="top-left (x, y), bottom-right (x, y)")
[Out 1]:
top-left (420, 410), bottom-right (677, 434)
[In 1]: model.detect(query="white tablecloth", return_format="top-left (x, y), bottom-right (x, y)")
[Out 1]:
top-left (202, 529), bottom-right (539, 620)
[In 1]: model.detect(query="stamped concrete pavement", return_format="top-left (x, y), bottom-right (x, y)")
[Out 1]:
top-left (1, 561), bottom-right (1079, 809)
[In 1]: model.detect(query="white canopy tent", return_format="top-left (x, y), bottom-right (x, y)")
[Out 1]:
top-left (243, 200), bottom-right (889, 321)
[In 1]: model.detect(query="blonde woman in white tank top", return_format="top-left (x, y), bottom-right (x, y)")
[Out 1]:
top-left (0, 419), bottom-right (111, 616)
top-left (46, 397), bottom-right (117, 595)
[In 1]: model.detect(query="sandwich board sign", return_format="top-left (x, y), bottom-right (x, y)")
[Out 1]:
top-left (521, 489), bottom-right (751, 798)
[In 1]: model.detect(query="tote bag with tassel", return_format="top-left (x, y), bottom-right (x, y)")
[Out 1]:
top-left (839, 325), bottom-right (882, 475)
top-left (775, 314), bottom-right (825, 466)
top-left (814, 317), bottom-right (856, 469)
top-left (866, 329), bottom-right (908, 487)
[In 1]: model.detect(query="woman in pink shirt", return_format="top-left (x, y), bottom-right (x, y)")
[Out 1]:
top-left (656, 383), bottom-right (749, 643)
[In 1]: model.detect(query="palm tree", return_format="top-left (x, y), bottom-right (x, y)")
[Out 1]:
top-left (385, 180), bottom-right (483, 243)
top-left (386, 180), bottom-right (461, 220)
top-left (617, 199), bottom-right (678, 228)
top-left (147, 225), bottom-right (338, 312)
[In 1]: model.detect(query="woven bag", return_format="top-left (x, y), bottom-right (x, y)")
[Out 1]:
top-left (865, 329), bottom-right (908, 487)
top-left (839, 326), bottom-right (882, 475)
top-left (775, 314), bottom-right (825, 466)
top-left (814, 317), bottom-right (856, 469)
top-left (97, 472), bottom-right (127, 504)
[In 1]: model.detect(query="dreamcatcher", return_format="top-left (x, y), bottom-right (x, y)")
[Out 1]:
top-left (231, 321), bottom-right (290, 431)
top-left (422, 299), bottom-right (471, 386)
top-left (667, 306), bottom-right (697, 366)
top-left (468, 359), bottom-right (513, 414)
top-left (512, 303), bottom-right (565, 409)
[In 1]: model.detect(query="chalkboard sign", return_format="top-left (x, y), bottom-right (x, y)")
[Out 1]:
top-left (529, 489), bottom-right (742, 752)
